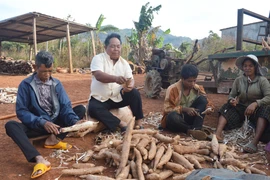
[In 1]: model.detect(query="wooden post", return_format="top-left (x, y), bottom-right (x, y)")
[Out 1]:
top-left (91, 31), bottom-right (96, 56)
top-left (46, 41), bottom-right (48, 51)
top-left (29, 44), bottom-right (33, 60)
top-left (33, 17), bottom-right (37, 55)
top-left (0, 41), bottom-right (2, 57)
top-left (66, 23), bottom-right (73, 73)
top-left (59, 39), bottom-right (62, 57)
top-left (87, 41), bottom-right (89, 58)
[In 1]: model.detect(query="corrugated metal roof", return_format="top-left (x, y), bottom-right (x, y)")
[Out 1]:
top-left (0, 12), bottom-right (96, 44)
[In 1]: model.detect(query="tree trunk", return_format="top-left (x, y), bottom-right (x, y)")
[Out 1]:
top-left (138, 32), bottom-right (143, 65)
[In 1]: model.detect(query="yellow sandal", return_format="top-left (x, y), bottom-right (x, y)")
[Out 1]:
top-left (44, 141), bottom-right (72, 150)
top-left (31, 163), bottom-right (51, 179)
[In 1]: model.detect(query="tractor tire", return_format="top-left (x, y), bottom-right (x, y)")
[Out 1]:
top-left (144, 70), bottom-right (162, 98)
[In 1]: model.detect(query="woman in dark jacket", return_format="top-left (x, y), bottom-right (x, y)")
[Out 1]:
top-left (215, 54), bottom-right (270, 153)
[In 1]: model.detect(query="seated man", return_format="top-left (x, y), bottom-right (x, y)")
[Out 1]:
top-left (160, 64), bottom-right (214, 140)
top-left (5, 51), bottom-right (85, 179)
top-left (88, 33), bottom-right (144, 132)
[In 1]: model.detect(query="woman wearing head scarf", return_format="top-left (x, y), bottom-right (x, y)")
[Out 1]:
top-left (215, 54), bottom-right (270, 153)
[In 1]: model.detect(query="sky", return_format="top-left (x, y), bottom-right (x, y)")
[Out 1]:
top-left (0, 0), bottom-right (269, 40)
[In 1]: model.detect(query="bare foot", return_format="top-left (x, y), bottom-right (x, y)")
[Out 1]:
top-left (44, 134), bottom-right (59, 146)
top-left (215, 134), bottom-right (224, 142)
top-left (119, 121), bottom-right (127, 128)
top-left (134, 119), bottom-right (143, 129)
top-left (32, 155), bottom-right (51, 177)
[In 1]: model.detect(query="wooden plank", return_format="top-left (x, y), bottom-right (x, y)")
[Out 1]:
top-left (29, 135), bottom-right (50, 144)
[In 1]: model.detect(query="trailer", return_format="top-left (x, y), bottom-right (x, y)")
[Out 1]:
top-left (197, 50), bottom-right (270, 94)
top-left (197, 8), bottom-right (270, 94)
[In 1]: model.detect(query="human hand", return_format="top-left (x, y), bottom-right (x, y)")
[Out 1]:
top-left (229, 97), bottom-right (238, 106)
top-left (44, 121), bottom-right (60, 135)
top-left (115, 76), bottom-right (127, 85)
top-left (183, 107), bottom-right (199, 117)
top-left (202, 107), bottom-right (214, 115)
top-left (122, 78), bottom-right (133, 93)
top-left (245, 102), bottom-right (258, 116)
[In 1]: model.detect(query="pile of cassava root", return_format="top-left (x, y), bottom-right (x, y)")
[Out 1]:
top-left (58, 117), bottom-right (269, 180)
top-left (0, 87), bottom-right (17, 104)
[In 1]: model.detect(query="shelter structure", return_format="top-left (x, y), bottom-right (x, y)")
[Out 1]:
top-left (0, 12), bottom-right (96, 73)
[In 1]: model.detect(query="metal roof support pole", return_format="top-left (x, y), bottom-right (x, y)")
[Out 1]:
top-left (236, 9), bottom-right (244, 50)
top-left (236, 9), bottom-right (244, 51)
top-left (91, 31), bottom-right (96, 56)
top-left (32, 17), bottom-right (37, 55)
top-left (66, 23), bottom-right (73, 74)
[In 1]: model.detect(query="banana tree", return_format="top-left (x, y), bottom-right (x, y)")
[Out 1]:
top-left (94, 14), bottom-right (119, 53)
top-left (148, 27), bottom-right (170, 48)
top-left (133, 2), bottom-right (161, 64)
top-left (126, 29), bottom-right (139, 63)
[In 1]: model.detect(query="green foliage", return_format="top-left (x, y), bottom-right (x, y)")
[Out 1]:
top-left (134, 2), bottom-right (161, 33)
top-left (1, 41), bottom-right (28, 59)
top-left (126, 29), bottom-right (139, 47)
top-left (95, 14), bottom-right (119, 34)
top-left (179, 42), bottom-right (192, 54)
top-left (100, 25), bottom-right (119, 33)
top-left (196, 31), bottom-right (235, 71)
top-left (2, 42), bottom-right (27, 52)
top-left (91, 14), bottom-right (120, 55)
top-left (132, 2), bottom-right (162, 64)
top-left (162, 43), bottom-right (183, 58)
top-left (96, 14), bottom-right (106, 30)
top-left (148, 27), bottom-right (170, 48)
top-left (121, 43), bottom-right (131, 60)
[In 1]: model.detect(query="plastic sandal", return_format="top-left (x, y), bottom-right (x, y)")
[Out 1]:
top-left (243, 143), bottom-right (257, 153)
top-left (44, 141), bottom-right (72, 150)
top-left (31, 163), bottom-right (51, 179)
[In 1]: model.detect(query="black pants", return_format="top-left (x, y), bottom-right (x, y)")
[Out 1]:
top-left (166, 95), bottom-right (207, 133)
top-left (5, 105), bottom-right (85, 162)
top-left (88, 89), bottom-right (144, 132)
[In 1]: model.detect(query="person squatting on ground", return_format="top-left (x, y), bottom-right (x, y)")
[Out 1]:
top-left (88, 33), bottom-right (144, 132)
top-left (160, 64), bottom-right (214, 140)
top-left (5, 51), bottom-right (86, 178)
top-left (215, 54), bottom-right (270, 153)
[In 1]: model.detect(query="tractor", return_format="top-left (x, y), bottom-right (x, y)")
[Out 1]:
top-left (144, 40), bottom-right (199, 98)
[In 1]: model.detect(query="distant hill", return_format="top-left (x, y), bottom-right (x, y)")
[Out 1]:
top-left (98, 28), bottom-right (193, 47)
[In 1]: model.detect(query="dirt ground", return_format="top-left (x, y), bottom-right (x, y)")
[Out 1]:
top-left (0, 73), bottom-right (269, 179)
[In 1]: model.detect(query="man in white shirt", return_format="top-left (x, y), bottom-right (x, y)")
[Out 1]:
top-left (88, 33), bottom-right (144, 132)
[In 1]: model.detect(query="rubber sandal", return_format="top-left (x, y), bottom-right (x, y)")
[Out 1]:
top-left (31, 163), bottom-right (51, 179)
top-left (202, 128), bottom-right (213, 138)
top-left (44, 141), bottom-right (72, 150)
top-left (243, 143), bottom-right (257, 153)
top-left (188, 130), bottom-right (207, 140)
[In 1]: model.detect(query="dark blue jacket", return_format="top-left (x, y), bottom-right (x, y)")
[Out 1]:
top-left (16, 73), bottom-right (79, 129)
